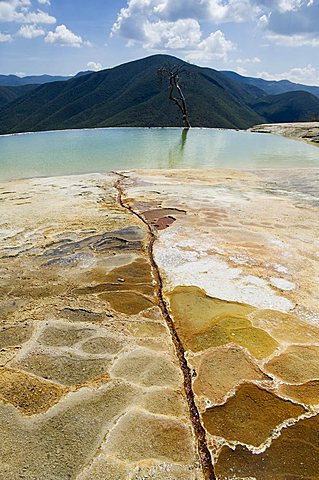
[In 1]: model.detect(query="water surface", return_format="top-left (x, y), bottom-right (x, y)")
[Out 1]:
top-left (0, 128), bottom-right (318, 181)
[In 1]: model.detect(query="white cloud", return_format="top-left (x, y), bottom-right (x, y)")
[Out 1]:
top-left (277, 0), bottom-right (305, 12)
top-left (0, 1), bottom-right (55, 23)
top-left (207, 0), bottom-right (261, 23)
top-left (15, 71), bottom-right (26, 76)
top-left (236, 56), bottom-right (261, 64)
top-left (87, 61), bottom-right (103, 71)
top-left (0, 31), bottom-right (12, 41)
top-left (185, 30), bottom-right (235, 62)
top-left (143, 18), bottom-right (201, 49)
top-left (111, 1), bottom-right (235, 63)
top-left (17, 24), bottom-right (45, 38)
top-left (266, 32), bottom-right (319, 46)
top-left (258, 13), bottom-right (269, 27)
top-left (38, 0), bottom-right (50, 5)
top-left (23, 10), bottom-right (55, 23)
top-left (258, 64), bottom-right (319, 85)
top-left (112, 0), bottom-right (262, 38)
top-left (45, 24), bottom-right (87, 47)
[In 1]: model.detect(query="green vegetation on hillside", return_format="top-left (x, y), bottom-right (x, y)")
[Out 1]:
top-left (249, 91), bottom-right (319, 123)
top-left (0, 55), bottom-right (318, 134)
top-left (0, 84), bottom-right (38, 109)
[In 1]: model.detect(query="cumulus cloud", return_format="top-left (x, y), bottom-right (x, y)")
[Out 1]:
top-left (45, 24), bottom-right (87, 47)
top-left (87, 61), bottom-right (103, 71)
top-left (112, 0), bottom-right (261, 41)
top-left (112, 0), bottom-right (319, 51)
top-left (143, 18), bottom-right (201, 49)
top-left (258, 64), bottom-right (319, 85)
top-left (206, 0), bottom-right (261, 23)
top-left (266, 32), bottom-right (319, 46)
top-left (185, 30), bottom-right (235, 62)
top-left (38, 0), bottom-right (50, 5)
top-left (0, 0), bottom-right (55, 23)
top-left (112, 1), bottom-right (236, 63)
top-left (24, 10), bottom-right (55, 23)
top-left (17, 24), bottom-right (45, 38)
top-left (0, 31), bottom-right (12, 41)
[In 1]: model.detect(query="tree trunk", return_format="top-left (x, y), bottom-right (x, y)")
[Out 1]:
top-left (169, 75), bottom-right (191, 129)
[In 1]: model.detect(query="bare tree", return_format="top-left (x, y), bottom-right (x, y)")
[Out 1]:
top-left (158, 65), bottom-right (191, 129)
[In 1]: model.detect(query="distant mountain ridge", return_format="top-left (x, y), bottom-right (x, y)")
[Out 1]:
top-left (0, 71), bottom-right (93, 87)
top-left (0, 55), bottom-right (318, 134)
top-left (222, 70), bottom-right (319, 99)
top-left (0, 74), bottom-right (71, 87)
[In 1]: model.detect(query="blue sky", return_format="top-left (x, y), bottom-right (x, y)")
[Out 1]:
top-left (1, 0), bottom-right (319, 85)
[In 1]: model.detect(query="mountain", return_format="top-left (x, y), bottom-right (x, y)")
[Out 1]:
top-left (222, 70), bottom-right (319, 99)
top-left (0, 71), bottom-right (94, 108)
top-left (0, 84), bottom-right (38, 109)
top-left (0, 74), bottom-right (72, 87)
top-left (249, 90), bottom-right (319, 123)
top-left (0, 55), bottom-right (264, 134)
top-left (0, 55), bottom-right (319, 135)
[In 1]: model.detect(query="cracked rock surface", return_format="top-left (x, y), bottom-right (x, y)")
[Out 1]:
top-left (1, 167), bottom-right (319, 479)
top-left (121, 168), bottom-right (319, 479)
top-left (0, 174), bottom-right (202, 480)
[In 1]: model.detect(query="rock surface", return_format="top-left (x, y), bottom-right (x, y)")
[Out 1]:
top-left (122, 168), bottom-right (319, 479)
top-left (250, 121), bottom-right (319, 145)
top-left (0, 174), bottom-right (202, 480)
top-left (1, 167), bottom-right (319, 479)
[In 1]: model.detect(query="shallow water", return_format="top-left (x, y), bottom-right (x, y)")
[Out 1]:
top-left (0, 127), bottom-right (318, 181)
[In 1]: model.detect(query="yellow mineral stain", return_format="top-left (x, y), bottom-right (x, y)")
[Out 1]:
top-left (15, 352), bottom-right (111, 387)
top-left (124, 320), bottom-right (167, 338)
top-left (279, 380), bottom-right (319, 406)
top-left (0, 367), bottom-right (67, 415)
top-left (99, 291), bottom-right (154, 315)
top-left (250, 308), bottom-right (319, 344)
top-left (168, 286), bottom-right (278, 359)
top-left (168, 286), bottom-right (254, 333)
top-left (203, 383), bottom-right (305, 447)
top-left (39, 325), bottom-right (94, 347)
top-left (265, 345), bottom-right (319, 383)
top-left (79, 457), bottom-right (129, 480)
top-left (105, 411), bottom-right (194, 463)
top-left (77, 258), bottom-right (156, 314)
top-left (215, 414), bottom-right (319, 479)
top-left (75, 258), bottom-right (154, 296)
top-left (193, 344), bottom-right (267, 404)
top-left (140, 388), bottom-right (186, 417)
top-left (81, 336), bottom-right (124, 355)
top-left (101, 257), bottom-right (153, 285)
top-left (111, 349), bottom-right (181, 387)
top-left (0, 324), bottom-right (34, 349)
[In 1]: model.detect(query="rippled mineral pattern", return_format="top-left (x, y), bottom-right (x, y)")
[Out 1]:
top-left (122, 168), bottom-right (319, 480)
top-left (0, 174), bottom-right (202, 480)
top-left (1, 168), bottom-right (319, 479)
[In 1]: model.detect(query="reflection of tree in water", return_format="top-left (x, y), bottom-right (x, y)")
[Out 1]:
top-left (168, 129), bottom-right (189, 168)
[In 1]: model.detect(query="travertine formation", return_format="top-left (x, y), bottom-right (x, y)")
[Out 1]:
top-left (121, 168), bottom-right (319, 478)
top-left (0, 174), bottom-right (202, 480)
top-left (251, 121), bottom-right (319, 145)
top-left (1, 167), bottom-right (319, 479)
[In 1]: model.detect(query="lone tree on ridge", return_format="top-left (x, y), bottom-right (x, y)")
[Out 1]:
top-left (157, 64), bottom-right (191, 129)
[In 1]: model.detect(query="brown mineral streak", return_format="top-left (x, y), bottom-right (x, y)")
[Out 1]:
top-left (114, 173), bottom-right (216, 480)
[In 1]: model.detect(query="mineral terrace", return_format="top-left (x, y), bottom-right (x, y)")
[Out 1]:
top-left (0, 167), bottom-right (318, 479)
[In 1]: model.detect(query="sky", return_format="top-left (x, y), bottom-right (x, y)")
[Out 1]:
top-left (1, 0), bottom-right (319, 85)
